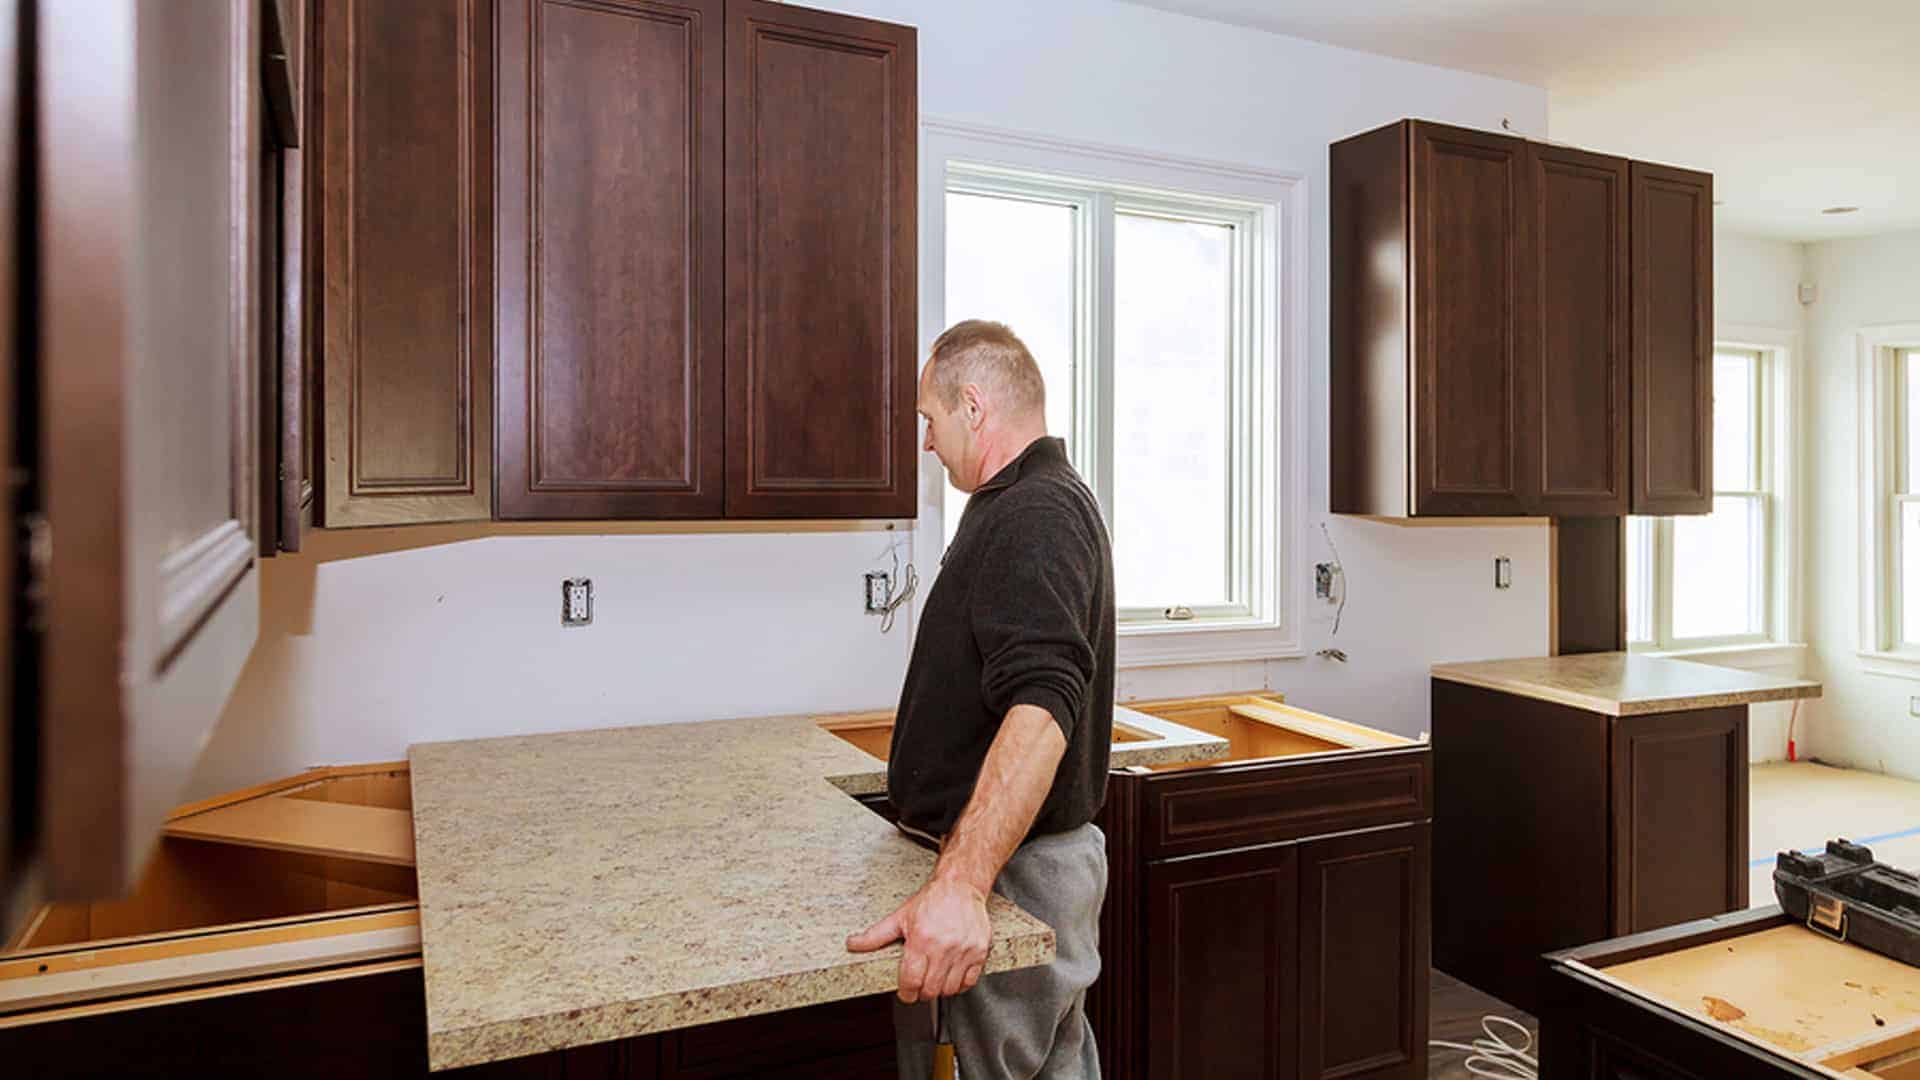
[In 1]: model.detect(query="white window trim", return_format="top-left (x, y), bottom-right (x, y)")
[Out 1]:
top-left (914, 118), bottom-right (1309, 668)
top-left (1857, 323), bottom-right (1920, 679)
top-left (1627, 324), bottom-right (1802, 654)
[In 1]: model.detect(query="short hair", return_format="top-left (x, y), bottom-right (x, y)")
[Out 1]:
top-left (927, 320), bottom-right (1046, 418)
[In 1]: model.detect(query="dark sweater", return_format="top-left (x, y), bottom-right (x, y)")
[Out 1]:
top-left (888, 437), bottom-right (1116, 840)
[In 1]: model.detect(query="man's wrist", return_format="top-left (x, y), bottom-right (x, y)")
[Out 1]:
top-left (930, 861), bottom-right (993, 899)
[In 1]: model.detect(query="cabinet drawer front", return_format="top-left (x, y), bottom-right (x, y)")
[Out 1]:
top-left (662, 992), bottom-right (893, 1078)
top-left (1141, 749), bottom-right (1431, 860)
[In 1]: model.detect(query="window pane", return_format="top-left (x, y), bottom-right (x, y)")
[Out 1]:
top-left (1713, 352), bottom-right (1754, 492)
top-left (943, 192), bottom-right (1076, 546)
top-left (1671, 495), bottom-right (1762, 640)
top-left (1113, 212), bottom-right (1233, 610)
top-left (1904, 500), bottom-right (1920, 645)
top-left (1905, 353), bottom-right (1920, 494)
top-left (1625, 516), bottom-right (1655, 644)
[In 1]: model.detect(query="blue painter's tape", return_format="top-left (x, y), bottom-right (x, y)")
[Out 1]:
top-left (1749, 822), bottom-right (1920, 868)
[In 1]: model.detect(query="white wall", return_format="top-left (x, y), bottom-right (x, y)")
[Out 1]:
top-left (1800, 229), bottom-right (1920, 776)
top-left (188, 0), bottom-right (1553, 798)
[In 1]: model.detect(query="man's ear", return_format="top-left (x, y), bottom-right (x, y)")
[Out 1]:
top-left (962, 385), bottom-right (986, 429)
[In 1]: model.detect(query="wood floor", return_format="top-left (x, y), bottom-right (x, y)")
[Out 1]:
top-left (1428, 968), bottom-right (1536, 1078)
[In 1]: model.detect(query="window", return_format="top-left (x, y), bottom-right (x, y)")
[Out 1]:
top-left (925, 125), bottom-right (1301, 664)
top-left (1861, 327), bottom-right (1920, 669)
top-left (1627, 348), bottom-right (1776, 648)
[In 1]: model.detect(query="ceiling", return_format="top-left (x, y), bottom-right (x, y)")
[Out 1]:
top-left (1118, 0), bottom-right (1920, 240)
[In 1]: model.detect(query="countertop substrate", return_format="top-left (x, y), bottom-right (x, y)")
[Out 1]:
top-left (1429, 652), bottom-right (1821, 716)
top-left (408, 716), bottom-right (1055, 1070)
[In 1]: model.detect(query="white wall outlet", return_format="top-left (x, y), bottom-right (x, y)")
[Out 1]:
top-left (865, 571), bottom-right (893, 614)
top-left (562, 578), bottom-right (593, 627)
top-left (1314, 563), bottom-right (1336, 600)
top-left (1495, 556), bottom-right (1513, 590)
top-left (1910, 696), bottom-right (1920, 718)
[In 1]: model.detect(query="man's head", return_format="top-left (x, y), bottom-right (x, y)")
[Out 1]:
top-left (918, 320), bottom-right (1048, 493)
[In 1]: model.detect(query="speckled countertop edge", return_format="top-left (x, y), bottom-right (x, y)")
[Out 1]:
top-left (1430, 653), bottom-right (1823, 717)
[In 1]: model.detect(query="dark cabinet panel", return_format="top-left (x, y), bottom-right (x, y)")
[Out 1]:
top-left (1299, 825), bottom-right (1429, 1080)
top-left (1631, 162), bottom-right (1714, 515)
top-left (1329, 121), bottom-right (1410, 518)
top-left (724, 1), bottom-right (916, 518)
top-left (1137, 748), bottom-right (1431, 860)
top-left (496, 0), bottom-right (726, 519)
top-left (1145, 844), bottom-right (1299, 1080)
top-left (1410, 121), bottom-right (1531, 516)
top-left (1611, 706), bottom-right (1748, 934)
top-left (318, 0), bottom-right (492, 525)
top-left (1526, 144), bottom-right (1630, 515)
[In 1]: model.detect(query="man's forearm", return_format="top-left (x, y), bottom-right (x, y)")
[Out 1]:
top-left (933, 703), bottom-right (1068, 896)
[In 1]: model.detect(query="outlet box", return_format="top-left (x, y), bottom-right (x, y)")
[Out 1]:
top-left (1314, 563), bottom-right (1336, 600)
top-left (865, 571), bottom-right (892, 614)
top-left (562, 578), bottom-right (593, 627)
top-left (1494, 556), bottom-right (1512, 590)
top-left (1910, 696), bottom-right (1920, 718)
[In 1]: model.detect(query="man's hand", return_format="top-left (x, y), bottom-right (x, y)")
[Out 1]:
top-left (846, 875), bottom-right (992, 1002)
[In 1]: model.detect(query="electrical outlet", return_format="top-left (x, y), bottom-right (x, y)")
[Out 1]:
top-left (1910, 696), bottom-right (1920, 718)
top-left (562, 578), bottom-right (592, 627)
top-left (865, 571), bottom-right (893, 614)
top-left (1314, 563), bottom-right (1336, 600)
top-left (1494, 556), bottom-right (1513, 590)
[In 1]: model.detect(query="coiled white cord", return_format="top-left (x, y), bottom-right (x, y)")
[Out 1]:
top-left (1430, 1015), bottom-right (1538, 1079)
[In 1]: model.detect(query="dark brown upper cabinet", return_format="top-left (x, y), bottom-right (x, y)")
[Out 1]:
top-left (316, 0), bottom-right (493, 527)
top-left (495, 0), bottom-right (727, 519)
top-left (1525, 143), bottom-right (1630, 516)
top-left (723, 0), bottom-right (918, 519)
top-left (1631, 162), bottom-right (1714, 516)
top-left (1331, 119), bottom-right (1712, 519)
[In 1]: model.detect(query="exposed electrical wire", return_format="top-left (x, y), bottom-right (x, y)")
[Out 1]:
top-left (1431, 1015), bottom-right (1538, 1079)
top-left (876, 529), bottom-right (919, 634)
top-left (1319, 522), bottom-right (1348, 637)
top-left (1787, 698), bottom-right (1802, 763)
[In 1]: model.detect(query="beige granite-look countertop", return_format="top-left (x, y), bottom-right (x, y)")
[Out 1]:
top-left (408, 716), bottom-right (1058, 1071)
top-left (1429, 652), bottom-right (1821, 716)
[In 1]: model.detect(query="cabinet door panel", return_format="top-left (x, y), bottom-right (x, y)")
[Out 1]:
top-left (496, 0), bottom-right (725, 519)
top-left (41, 0), bottom-right (262, 899)
top-left (1631, 162), bottom-right (1714, 515)
top-left (1527, 144), bottom-right (1629, 515)
top-left (1299, 825), bottom-right (1429, 1080)
top-left (725, 1), bottom-right (916, 519)
top-left (1409, 122), bottom-right (1531, 516)
top-left (1146, 845), bottom-right (1298, 1080)
top-left (319, 0), bottom-right (491, 525)
top-left (1612, 707), bottom-right (1748, 934)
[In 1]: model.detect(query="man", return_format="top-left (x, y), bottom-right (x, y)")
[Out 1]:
top-left (846, 320), bottom-right (1116, 1079)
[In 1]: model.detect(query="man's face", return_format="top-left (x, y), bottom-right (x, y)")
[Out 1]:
top-left (918, 359), bottom-right (978, 492)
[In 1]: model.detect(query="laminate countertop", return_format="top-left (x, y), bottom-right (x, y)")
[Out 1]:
top-left (1429, 652), bottom-right (1821, 717)
top-left (408, 711), bottom-right (1226, 1070)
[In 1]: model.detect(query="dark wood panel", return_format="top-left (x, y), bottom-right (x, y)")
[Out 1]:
top-left (661, 991), bottom-right (893, 1078)
top-left (1329, 121), bottom-right (1410, 517)
top-left (724, 0), bottom-right (916, 519)
top-left (1145, 844), bottom-right (1298, 1080)
top-left (1555, 516), bottom-right (1626, 655)
top-left (1611, 705), bottom-right (1748, 934)
top-left (1139, 747), bottom-right (1430, 860)
top-left (496, 0), bottom-right (725, 519)
top-left (1631, 162), bottom-right (1714, 515)
top-left (0, 0), bottom-right (19, 940)
top-left (1526, 143), bottom-right (1629, 515)
top-left (1431, 680), bottom-right (1610, 1015)
top-left (319, 0), bottom-right (491, 526)
top-left (1299, 824), bottom-right (1428, 1080)
top-left (1089, 769), bottom-right (1146, 1080)
top-left (1409, 121), bottom-right (1531, 516)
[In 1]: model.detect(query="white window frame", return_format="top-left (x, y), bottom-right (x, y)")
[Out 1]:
top-left (1858, 324), bottom-right (1920, 679)
top-left (1629, 326), bottom-right (1801, 659)
top-left (916, 119), bottom-right (1308, 668)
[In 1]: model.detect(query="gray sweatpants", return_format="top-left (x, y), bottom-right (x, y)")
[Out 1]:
top-left (894, 823), bottom-right (1107, 1080)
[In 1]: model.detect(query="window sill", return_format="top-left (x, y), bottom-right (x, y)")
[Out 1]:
top-left (1858, 651), bottom-right (1920, 682)
top-left (1117, 619), bottom-right (1302, 669)
top-left (1642, 642), bottom-right (1809, 671)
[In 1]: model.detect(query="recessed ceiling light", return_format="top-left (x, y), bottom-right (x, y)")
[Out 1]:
top-left (1822, 206), bottom-right (1861, 215)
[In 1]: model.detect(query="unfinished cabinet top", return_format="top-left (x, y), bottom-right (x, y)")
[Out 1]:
top-left (406, 716), bottom-right (1054, 1072)
top-left (1430, 652), bottom-right (1821, 716)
